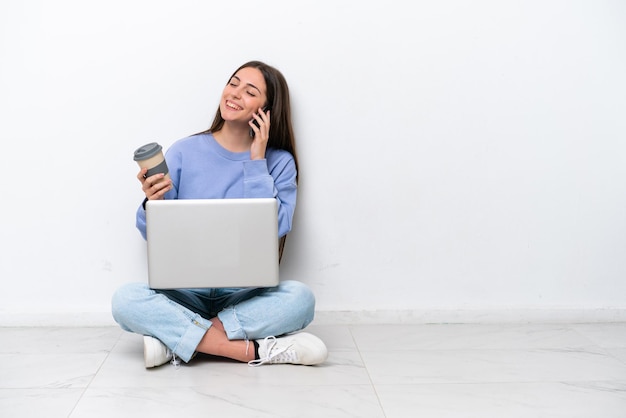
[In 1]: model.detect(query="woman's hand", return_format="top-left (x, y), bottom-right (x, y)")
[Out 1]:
top-left (249, 107), bottom-right (270, 160)
top-left (137, 168), bottom-right (172, 200)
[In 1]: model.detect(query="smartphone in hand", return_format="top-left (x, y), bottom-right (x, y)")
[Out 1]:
top-left (249, 106), bottom-right (270, 137)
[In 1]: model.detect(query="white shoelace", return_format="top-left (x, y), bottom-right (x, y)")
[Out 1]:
top-left (248, 336), bottom-right (297, 367)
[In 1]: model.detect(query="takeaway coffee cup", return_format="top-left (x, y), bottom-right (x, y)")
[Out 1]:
top-left (133, 142), bottom-right (170, 180)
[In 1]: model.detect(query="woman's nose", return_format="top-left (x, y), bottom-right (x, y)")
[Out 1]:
top-left (231, 86), bottom-right (245, 98)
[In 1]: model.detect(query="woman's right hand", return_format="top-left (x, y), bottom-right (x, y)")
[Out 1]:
top-left (137, 168), bottom-right (172, 200)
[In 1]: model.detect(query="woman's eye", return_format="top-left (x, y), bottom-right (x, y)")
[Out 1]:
top-left (247, 91), bottom-right (256, 97)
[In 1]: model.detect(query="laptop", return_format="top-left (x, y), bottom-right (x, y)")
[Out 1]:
top-left (145, 198), bottom-right (279, 289)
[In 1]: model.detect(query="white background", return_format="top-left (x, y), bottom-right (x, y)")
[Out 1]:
top-left (1, 0), bottom-right (625, 324)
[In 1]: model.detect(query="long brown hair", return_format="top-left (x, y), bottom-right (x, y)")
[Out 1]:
top-left (200, 61), bottom-right (299, 180)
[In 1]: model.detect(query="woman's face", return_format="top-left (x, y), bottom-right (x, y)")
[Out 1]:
top-left (220, 66), bottom-right (267, 124)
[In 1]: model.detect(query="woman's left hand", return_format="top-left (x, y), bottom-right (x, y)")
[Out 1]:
top-left (249, 107), bottom-right (270, 160)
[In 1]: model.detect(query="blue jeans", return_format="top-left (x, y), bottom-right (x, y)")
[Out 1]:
top-left (111, 280), bottom-right (315, 362)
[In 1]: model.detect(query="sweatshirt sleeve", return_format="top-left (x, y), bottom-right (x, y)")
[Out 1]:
top-left (243, 153), bottom-right (297, 238)
top-left (136, 203), bottom-right (148, 240)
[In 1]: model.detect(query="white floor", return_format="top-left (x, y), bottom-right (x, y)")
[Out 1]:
top-left (1, 322), bottom-right (626, 417)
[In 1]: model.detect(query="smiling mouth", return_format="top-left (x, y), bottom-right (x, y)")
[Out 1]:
top-left (225, 100), bottom-right (242, 111)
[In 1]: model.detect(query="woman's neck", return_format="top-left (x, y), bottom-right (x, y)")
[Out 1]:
top-left (212, 124), bottom-right (252, 153)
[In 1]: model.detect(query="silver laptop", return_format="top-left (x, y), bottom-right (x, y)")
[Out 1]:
top-left (145, 198), bottom-right (279, 289)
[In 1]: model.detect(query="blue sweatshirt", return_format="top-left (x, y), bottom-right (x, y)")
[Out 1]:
top-left (136, 133), bottom-right (297, 240)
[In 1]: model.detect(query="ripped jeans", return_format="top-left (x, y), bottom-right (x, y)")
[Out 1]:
top-left (111, 280), bottom-right (316, 362)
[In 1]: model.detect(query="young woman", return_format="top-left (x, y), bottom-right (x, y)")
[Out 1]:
top-left (112, 61), bottom-right (327, 368)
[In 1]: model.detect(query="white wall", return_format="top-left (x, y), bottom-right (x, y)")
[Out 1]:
top-left (1, 0), bottom-right (625, 325)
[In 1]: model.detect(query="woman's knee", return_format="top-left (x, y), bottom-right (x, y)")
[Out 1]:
top-left (280, 280), bottom-right (316, 324)
top-left (111, 282), bottom-right (151, 326)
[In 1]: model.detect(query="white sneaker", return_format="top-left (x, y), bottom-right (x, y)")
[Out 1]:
top-left (143, 335), bottom-right (173, 368)
top-left (249, 332), bottom-right (328, 366)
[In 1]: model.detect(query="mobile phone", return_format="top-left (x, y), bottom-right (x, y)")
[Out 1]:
top-left (249, 106), bottom-right (271, 137)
